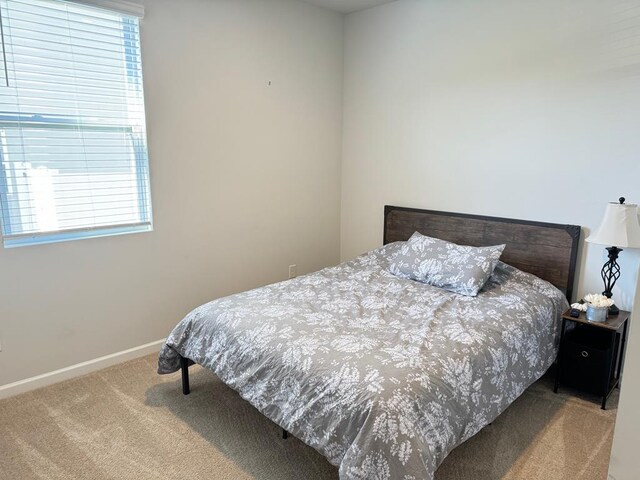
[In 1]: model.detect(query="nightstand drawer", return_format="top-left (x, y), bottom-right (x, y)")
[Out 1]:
top-left (560, 327), bottom-right (616, 395)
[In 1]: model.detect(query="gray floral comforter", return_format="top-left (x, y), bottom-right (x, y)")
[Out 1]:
top-left (158, 242), bottom-right (567, 479)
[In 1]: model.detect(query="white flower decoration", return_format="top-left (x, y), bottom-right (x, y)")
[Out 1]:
top-left (583, 293), bottom-right (615, 308)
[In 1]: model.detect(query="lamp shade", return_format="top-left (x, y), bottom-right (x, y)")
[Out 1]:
top-left (586, 202), bottom-right (640, 248)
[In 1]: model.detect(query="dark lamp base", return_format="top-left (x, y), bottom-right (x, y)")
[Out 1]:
top-left (601, 246), bottom-right (622, 318)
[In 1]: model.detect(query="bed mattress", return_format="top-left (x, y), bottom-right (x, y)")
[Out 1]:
top-left (158, 242), bottom-right (568, 479)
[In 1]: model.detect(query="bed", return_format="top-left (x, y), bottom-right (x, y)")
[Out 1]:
top-left (158, 205), bottom-right (580, 480)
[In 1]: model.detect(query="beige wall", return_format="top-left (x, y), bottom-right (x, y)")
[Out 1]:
top-left (608, 268), bottom-right (640, 480)
top-left (0, 0), bottom-right (344, 386)
top-left (342, 0), bottom-right (640, 306)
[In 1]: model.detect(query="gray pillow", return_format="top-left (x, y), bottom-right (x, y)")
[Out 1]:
top-left (389, 232), bottom-right (505, 297)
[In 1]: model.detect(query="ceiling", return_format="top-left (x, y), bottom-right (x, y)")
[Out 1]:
top-left (302, 0), bottom-right (396, 14)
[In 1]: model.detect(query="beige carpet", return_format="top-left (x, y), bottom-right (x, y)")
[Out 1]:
top-left (0, 354), bottom-right (617, 480)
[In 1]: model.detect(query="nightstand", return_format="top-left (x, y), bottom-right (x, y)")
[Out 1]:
top-left (554, 309), bottom-right (630, 409)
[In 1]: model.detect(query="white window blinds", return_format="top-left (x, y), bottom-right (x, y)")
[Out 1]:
top-left (0, 0), bottom-right (151, 247)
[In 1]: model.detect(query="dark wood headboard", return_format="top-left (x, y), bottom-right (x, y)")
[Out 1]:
top-left (384, 205), bottom-right (581, 302)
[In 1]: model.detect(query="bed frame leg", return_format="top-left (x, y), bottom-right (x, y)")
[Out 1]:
top-left (282, 429), bottom-right (288, 439)
top-left (180, 355), bottom-right (190, 395)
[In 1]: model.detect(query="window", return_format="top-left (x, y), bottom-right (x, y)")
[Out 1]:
top-left (0, 0), bottom-right (151, 247)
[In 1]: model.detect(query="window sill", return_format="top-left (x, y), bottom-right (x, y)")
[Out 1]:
top-left (3, 223), bottom-right (153, 248)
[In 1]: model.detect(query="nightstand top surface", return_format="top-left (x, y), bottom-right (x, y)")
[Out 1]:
top-left (562, 309), bottom-right (630, 331)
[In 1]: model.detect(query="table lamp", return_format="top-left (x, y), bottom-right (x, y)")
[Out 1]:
top-left (586, 197), bottom-right (640, 315)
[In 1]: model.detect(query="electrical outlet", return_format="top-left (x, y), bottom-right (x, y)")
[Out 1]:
top-left (289, 264), bottom-right (297, 279)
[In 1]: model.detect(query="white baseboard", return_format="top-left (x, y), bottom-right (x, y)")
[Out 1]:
top-left (0, 339), bottom-right (165, 400)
